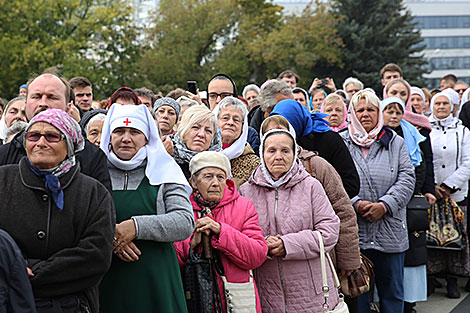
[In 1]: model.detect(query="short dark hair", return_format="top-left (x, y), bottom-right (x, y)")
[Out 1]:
top-left (27, 70), bottom-right (70, 103)
top-left (166, 88), bottom-right (191, 100)
top-left (380, 63), bottom-right (403, 78)
top-left (278, 70), bottom-right (299, 83)
top-left (69, 76), bottom-right (92, 89)
top-left (441, 74), bottom-right (458, 84)
top-left (135, 87), bottom-right (156, 106)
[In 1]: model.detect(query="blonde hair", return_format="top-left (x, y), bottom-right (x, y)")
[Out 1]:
top-left (350, 88), bottom-right (380, 108)
top-left (177, 105), bottom-right (217, 142)
top-left (323, 94), bottom-right (344, 110)
top-left (261, 115), bottom-right (290, 136)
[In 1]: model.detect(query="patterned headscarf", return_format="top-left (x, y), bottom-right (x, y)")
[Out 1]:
top-left (24, 109), bottom-right (85, 211)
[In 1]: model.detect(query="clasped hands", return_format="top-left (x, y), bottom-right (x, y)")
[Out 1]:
top-left (266, 235), bottom-right (286, 258)
top-left (190, 216), bottom-right (221, 249)
top-left (356, 201), bottom-right (385, 222)
top-left (113, 219), bottom-right (140, 263)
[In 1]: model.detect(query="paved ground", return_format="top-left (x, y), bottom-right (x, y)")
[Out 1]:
top-left (415, 277), bottom-right (470, 313)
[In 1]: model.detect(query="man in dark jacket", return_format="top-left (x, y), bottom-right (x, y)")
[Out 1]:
top-left (0, 229), bottom-right (37, 313)
top-left (0, 72), bottom-right (112, 193)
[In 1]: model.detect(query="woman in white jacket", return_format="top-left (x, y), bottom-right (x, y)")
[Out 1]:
top-left (428, 92), bottom-right (470, 298)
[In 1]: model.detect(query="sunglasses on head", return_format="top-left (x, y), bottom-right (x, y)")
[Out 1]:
top-left (24, 131), bottom-right (65, 142)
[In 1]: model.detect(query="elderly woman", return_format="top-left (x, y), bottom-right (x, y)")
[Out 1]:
top-left (174, 151), bottom-right (268, 313)
top-left (239, 128), bottom-right (340, 313)
top-left (320, 93), bottom-right (348, 132)
top-left (0, 109), bottom-right (114, 313)
top-left (172, 105), bottom-right (222, 178)
top-left (242, 83), bottom-right (260, 109)
top-left (98, 104), bottom-right (194, 312)
top-left (381, 97), bottom-right (433, 312)
top-left (0, 96), bottom-right (27, 143)
top-left (154, 97), bottom-right (180, 136)
top-left (311, 88), bottom-right (326, 112)
top-left (427, 92), bottom-right (470, 298)
top-left (213, 96), bottom-right (260, 188)
top-left (79, 109), bottom-right (107, 146)
top-left (340, 89), bottom-right (415, 313)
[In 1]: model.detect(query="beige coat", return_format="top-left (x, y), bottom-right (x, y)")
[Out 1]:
top-left (299, 148), bottom-right (361, 271)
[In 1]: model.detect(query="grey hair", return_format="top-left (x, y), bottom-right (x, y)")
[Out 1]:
top-left (176, 95), bottom-right (199, 108)
top-left (258, 80), bottom-right (292, 112)
top-left (343, 77), bottom-right (364, 91)
top-left (85, 113), bottom-right (107, 133)
top-left (242, 84), bottom-right (260, 99)
top-left (217, 96), bottom-right (248, 118)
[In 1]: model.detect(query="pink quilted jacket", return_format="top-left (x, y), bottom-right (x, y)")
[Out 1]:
top-left (174, 179), bottom-right (268, 313)
top-left (239, 160), bottom-right (340, 313)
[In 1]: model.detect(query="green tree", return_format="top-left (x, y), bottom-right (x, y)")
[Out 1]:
top-left (327, 0), bottom-right (426, 93)
top-left (139, 0), bottom-right (238, 91)
top-left (0, 0), bottom-right (142, 99)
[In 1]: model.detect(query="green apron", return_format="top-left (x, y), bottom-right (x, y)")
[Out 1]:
top-left (100, 177), bottom-right (188, 313)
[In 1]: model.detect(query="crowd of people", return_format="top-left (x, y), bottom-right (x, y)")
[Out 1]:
top-left (0, 63), bottom-right (470, 313)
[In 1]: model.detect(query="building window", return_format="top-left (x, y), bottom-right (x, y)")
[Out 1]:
top-left (413, 16), bottom-right (470, 29)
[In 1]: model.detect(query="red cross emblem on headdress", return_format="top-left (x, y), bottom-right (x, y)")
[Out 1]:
top-left (123, 118), bottom-right (131, 126)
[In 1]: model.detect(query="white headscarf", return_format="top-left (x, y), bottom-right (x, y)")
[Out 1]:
top-left (0, 97), bottom-right (26, 143)
top-left (212, 99), bottom-right (248, 160)
top-left (100, 103), bottom-right (190, 193)
top-left (429, 92), bottom-right (455, 127)
top-left (461, 88), bottom-right (470, 105)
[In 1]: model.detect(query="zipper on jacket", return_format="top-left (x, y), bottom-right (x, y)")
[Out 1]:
top-left (274, 188), bottom-right (288, 313)
top-left (124, 171), bottom-right (129, 190)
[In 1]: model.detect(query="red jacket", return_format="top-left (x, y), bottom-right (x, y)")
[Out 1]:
top-left (174, 179), bottom-right (268, 313)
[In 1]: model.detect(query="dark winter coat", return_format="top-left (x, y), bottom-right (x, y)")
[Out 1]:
top-left (0, 158), bottom-right (115, 313)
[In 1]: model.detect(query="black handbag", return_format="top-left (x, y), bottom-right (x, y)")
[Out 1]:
top-left (407, 195), bottom-right (430, 232)
top-left (183, 247), bottom-right (215, 313)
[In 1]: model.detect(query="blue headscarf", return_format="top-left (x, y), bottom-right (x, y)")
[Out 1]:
top-left (381, 97), bottom-right (426, 167)
top-left (270, 99), bottom-right (331, 137)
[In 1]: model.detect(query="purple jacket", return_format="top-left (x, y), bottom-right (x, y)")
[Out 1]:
top-left (239, 159), bottom-right (340, 313)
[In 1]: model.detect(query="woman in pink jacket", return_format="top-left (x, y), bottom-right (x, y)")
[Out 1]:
top-left (174, 151), bottom-right (268, 313)
top-left (239, 129), bottom-right (340, 313)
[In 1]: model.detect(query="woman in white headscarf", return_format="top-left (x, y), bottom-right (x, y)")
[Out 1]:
top-left (0, 96), bottom-right (27, 144)
top-left (99, 103), bottom-right (195, 313)
top-left (213, 96), bottom-right (260, 188)
top-left (427, 92), bottom-right (470, 298)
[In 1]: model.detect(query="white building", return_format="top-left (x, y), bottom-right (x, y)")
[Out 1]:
top-left (131, 0), bottom-right (159, 29)
top-left (405, 0), bottom-right (470, 87)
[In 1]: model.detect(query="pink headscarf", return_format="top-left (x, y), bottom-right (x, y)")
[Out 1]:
top-left (383, 79), bottom-right (431, 131)
top-left (320, 94), bottom-right (348, 132)
top-left (348, 88), bottom-right (384, 147)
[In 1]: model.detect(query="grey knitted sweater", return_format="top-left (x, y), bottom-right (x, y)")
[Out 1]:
top-left (108, 162), bottom-right (195, 242)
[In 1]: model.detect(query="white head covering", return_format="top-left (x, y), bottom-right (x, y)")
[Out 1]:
top-left (442, 88), bottom-right (460, 106)
top-left (429, 92), bottom-right (455, 127)
top-left (212, 99), bottom-right (248, 160)
top-left (410, 87), bottom-right (425, 104)
top-left (100, 103), bottom-right (190, 193)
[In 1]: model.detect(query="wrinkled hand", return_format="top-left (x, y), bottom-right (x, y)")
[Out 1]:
top-left (362, 202), bottom-right (386, 222)
top-left (266, 235), bottom-right (286, 257)
top-left (425, 192), bottom-right (437, 205)
top-left (435, 185), bottom-right (450, 200)
top-left (195, 216), bottom-right (221, 236)
top-left (325, 78), bottom-right (336, 92)
top-left (162, 136), bottom-right (174, 155)
top-left (113, 219), bottom-right (137, 253)
top-left (356, 200), bottom-right (372, 215)
top-left (115, 242), bottom-right (141, 262)
top-left (191, 231), bottom-right (202, 249)
top-left (309, 78), bottom-right (322, 93)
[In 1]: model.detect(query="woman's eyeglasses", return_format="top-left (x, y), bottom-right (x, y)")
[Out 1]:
top-left (25, 132), bottom-right (65, 142)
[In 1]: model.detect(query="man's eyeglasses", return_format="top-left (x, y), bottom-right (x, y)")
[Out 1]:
top-left (25, 132), bottom-right (65, 143)
top-left (208, 92), bottom-right (233, 100)
top-left (455, 89), bottom-right (467, 94)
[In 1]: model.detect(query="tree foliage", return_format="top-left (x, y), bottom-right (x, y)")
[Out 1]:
top-left (328, 0), bottom-right (427, 93)
top-left (0, 0), bottom-right (142, 99)
top-left (141, 0), bottom-right (343, 92)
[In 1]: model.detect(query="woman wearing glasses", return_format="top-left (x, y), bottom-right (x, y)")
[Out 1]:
top-left (214, 97), bottom-right (260, 188)
top-left (0, 109), bottom-right (115, 313)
